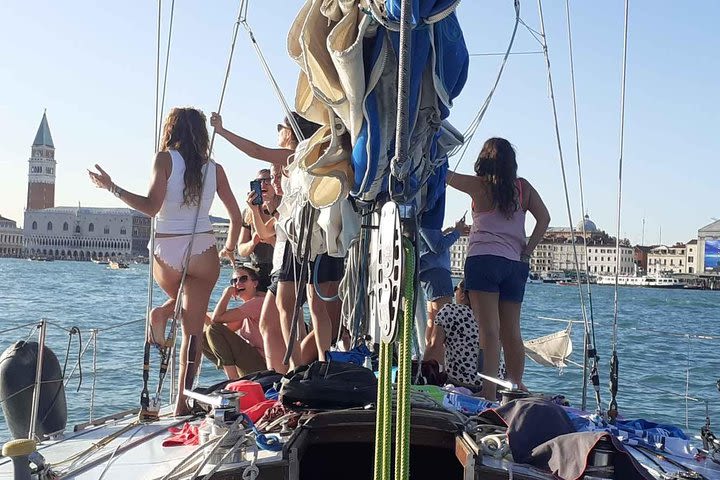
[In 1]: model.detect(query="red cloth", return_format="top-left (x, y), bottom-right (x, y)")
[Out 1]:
top-left (226, 380), bottom-right (265, 410)
top-left (162, 422), bottom-right (199, 447)
top-left (243, 400), bottom-right (277, 423)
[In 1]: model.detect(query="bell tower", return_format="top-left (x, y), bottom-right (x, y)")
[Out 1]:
top-left (26, 111), bottom-right (56, 210)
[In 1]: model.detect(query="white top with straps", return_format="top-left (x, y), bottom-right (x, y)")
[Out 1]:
top-left (155, 149), bottom-right (216, 235)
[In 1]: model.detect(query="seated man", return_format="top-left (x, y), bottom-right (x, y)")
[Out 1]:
top-left (203, 266), bottom-right (267, 379)
top-left (435, 280), bottom-right (506, 392)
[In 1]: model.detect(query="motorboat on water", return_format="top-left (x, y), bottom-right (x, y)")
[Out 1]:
top-left (108, 261), bottom-right (130, 270)
top-left (595, 275), bottom-right (685, 289)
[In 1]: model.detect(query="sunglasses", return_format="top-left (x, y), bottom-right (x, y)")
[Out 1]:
top-left (230, 275), bottom-right (249, 285)
top-left (256, 177), bottom-right (272, 184)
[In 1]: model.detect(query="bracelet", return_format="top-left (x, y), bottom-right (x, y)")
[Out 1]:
top-left (109, 183), bottom-right (122, 198)
top-left (223, 245), bottom-right (235, 253)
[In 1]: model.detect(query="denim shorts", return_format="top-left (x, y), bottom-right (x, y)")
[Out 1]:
top-left (420, 268), bottom-right (455, 302)
top-left (464, 255), bottom-right (530, 303)
top-left (278, 243), bottom-right (344, 284)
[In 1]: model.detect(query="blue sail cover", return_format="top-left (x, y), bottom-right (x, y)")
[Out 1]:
top-left (351, 0), bottom-right (468, 209)
top-left (289, 0), bottom-right (467, 214)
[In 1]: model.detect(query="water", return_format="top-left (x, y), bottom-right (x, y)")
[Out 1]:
top-left (1, 258), bottom-right (719, 442)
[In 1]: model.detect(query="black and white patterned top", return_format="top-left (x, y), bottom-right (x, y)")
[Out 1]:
top-left (435, 303), bottom-right (506, 388)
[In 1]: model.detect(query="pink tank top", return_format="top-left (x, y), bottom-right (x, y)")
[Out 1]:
top-left (467, 179), bottom-right (526, 262)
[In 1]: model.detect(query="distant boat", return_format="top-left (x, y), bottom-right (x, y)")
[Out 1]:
top-left (27, 256), bottom-right (53, 262)
top-left (108, 260), bottom-right (129, 270)
top-left (527, 272), bottom-right (543, 284)
top-left (92, 258), bottom-right (110, 265)
top-left (596, 274), bottom-right (685, 289)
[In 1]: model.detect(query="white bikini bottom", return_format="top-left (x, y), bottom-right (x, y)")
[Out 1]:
top-left (151, 233), bottom-right (217, 271)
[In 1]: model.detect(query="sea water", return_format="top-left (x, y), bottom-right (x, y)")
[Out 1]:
top-left (1, 258), bottom-right (719, 442)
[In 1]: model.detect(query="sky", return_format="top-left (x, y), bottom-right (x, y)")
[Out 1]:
top-left (1, 0), bottom-right (718, 246)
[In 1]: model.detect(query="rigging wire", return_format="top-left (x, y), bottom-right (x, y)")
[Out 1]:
top-left (536, 0), bottom-right (603, 415)
top-left (563, 0), bottom-right (598, 413)
top-left (448, 0), bottom-right (521, 172)
top-left (609, 0), bottom-right (631, 422)
top-left (154, 0), bottom-right (247, 405)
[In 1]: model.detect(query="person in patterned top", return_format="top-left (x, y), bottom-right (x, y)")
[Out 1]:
top-left (434, 280), bottom-right (505, 391)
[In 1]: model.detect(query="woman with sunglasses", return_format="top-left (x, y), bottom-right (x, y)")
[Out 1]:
top-left (211, 112), bottom-right (343, 372)
top-left (89, 107), bottom-right (241, 415)
top-left (203, 266), bottom-right (267, 379)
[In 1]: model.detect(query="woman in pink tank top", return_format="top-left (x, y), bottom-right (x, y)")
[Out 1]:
top-left (447, 138), bottom-right (550, 400)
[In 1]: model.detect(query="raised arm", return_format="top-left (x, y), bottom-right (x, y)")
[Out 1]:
top-left (216, 164), bottom-right (242, 257)
top-left (246, 192), bottom-right (277, 243)
top-left (522, 179), bottom-right (551, 258)
top-left (446, 170), bottom-right (482, 196)
top-left (211, 113), bottom-right (293, 167)
top-left (236, 210), bottom-right (258, 257)
top-left (211, 291), bottom-right (264, 326)
top-left (88, 152), bottom-right (170, 217)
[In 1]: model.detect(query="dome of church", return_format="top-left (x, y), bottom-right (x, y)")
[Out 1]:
top-left (577, 214), bottom-right (598, 232)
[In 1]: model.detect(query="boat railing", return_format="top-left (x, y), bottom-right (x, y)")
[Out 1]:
top-left (0, 317), bottom-right (149, 442)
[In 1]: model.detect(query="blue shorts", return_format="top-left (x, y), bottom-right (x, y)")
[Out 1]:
top-left (464, 255), bottom-right (529, 303)
top-left (420, 268), bottom-right (454, 302)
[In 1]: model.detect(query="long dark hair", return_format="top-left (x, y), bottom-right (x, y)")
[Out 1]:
top-left (474, 137), bottom-right (519, 218)
top-left (159, 107), bottom-right (209, 206)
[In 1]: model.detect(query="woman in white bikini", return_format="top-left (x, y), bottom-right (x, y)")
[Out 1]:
top-left (89, 107), bottom-right (242, 415)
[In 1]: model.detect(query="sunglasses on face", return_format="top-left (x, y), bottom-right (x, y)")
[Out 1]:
top-left (256, 177), bottom-right (272, 184)
top-left (230, 275), bottom-right (249, 285)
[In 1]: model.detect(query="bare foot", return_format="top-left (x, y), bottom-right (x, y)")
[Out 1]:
top-left (148, 304), bottom-right (173, 347)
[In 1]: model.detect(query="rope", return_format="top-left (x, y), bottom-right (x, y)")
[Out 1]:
top-left (609, 0), bottom-right (630, 423)
top-left (61, 327), bottom-right (82, 392)
top-left (0, 321), bottom-right (43, 336)
top-left (373, 333), bottom-right (393, 480)
top-left (152, 0), bottom-right (246, 407)
top-left (238, 0), bottom-right (303, 142)
top-left (563, 0), bottom-right (598, 413)
top-left (394, 239), bottom-right (415, 480)
top-left (448, 0), bottom-right (520, 170)
top-left (90, 329), bottom-right (98, 421)
top-left (536, 0), bottom-right (603, 416)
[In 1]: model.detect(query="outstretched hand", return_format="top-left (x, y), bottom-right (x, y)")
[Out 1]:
top-left (88, 164), bottom-right (113, 191)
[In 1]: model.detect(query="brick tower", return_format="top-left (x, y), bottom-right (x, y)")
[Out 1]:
top-left (26, 111), bottom-right (56, 210)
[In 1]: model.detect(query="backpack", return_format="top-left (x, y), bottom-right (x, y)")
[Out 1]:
top-left (279, 361), bottom-right (377, 409)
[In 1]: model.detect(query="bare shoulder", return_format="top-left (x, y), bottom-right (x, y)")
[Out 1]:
top-left (154, 151), bottom-right (172, 177)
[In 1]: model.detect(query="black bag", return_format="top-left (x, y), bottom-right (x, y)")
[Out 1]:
top-left (279, 361), bottom-right (377, 409)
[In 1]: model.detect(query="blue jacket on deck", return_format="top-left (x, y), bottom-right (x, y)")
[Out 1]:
top-left (418, 227), bottom-right (460, 275)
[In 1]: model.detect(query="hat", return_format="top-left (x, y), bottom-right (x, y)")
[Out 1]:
top-left (277, 112), bottom-right (321, 141)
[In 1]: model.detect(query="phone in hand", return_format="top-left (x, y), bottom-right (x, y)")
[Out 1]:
top-left (249, 179), bottom-right (263, 205)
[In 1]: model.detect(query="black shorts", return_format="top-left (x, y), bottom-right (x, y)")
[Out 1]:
top-left (267, 272), bottom-right (279, 296)
top-left (277, 243), bottom-right (344, 284)
top-left (255, 262), bottom-right (273, 292)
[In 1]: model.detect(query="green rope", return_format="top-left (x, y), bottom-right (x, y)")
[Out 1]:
top-left (374, 322), bottom-right (393, 480)
top-left (395, 239), bottom-right (414, 480)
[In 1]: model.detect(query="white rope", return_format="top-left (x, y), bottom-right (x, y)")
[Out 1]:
top-left (563, 0), bottom-right (597, 412)
top-left (612, 0), bottom-right (630, 356)
top-left (90, 329), bottom-right (98, 422)
top-left (448, 0), bottom-right (521, 172)
top-left (536, 0), bottom-right (600, 413)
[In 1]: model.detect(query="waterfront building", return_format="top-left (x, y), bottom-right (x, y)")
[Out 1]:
top-left (449, 234), bottom-right (468, 276)
top-left (0, 215), bottom-right (23, 258)
top-left (686, 240), bottom-right (698, 274)
top-left (633, 245), bottom-right (654, 275)
top-left (22, 112), bottom-right (150, 260)
top-left (647, 244), bottom-right (687, 275)
top-left (698, 219), bottom-right (720, 273)
top-left (529, 215), bottom-right (634, 275)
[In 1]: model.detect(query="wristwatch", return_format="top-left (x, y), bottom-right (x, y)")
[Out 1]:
top-left (110, 184), bottom-right (122, 198)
